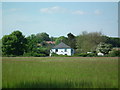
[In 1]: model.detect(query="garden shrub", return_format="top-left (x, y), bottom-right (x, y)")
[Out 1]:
top-left (23, 52), bottom-right (46, 57)
top-left (108, 50), bottom-right (120, 57)
top-left (73, 53), bottom-right (96, 57)
top-left (51, 53), bottom-right (70, 57)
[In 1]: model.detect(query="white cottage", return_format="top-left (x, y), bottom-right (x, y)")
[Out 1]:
top-left (50, 42), bottom-right (74, 56)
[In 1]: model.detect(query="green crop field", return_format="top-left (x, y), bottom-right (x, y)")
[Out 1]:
top-left (2, 57), bottom-right (118, 88)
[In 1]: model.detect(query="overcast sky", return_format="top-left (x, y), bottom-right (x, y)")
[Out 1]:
top-left (1, 2), bottom-right (118, 38)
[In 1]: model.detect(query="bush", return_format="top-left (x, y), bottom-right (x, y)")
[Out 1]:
top-left (51, 53), bottom-right (59, 56)
top-left (107, 50), bottom-right (120, 57)
top-left (86, 53), bottom-right (97, 57)
top-left (23, 52), bottom-right (46, 57)
top-left (2, 54), bottom-right (16, 57)
top-left (33, 53), bottom-right (46, 57)
top-left (51, 53), bottom-right (70, 57)
top-left (23, 52), bottom-right (33, 57)
top-left (74, 53), bottom-right (96, 57)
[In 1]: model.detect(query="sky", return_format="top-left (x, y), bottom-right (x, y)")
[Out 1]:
top-left (1, 2), bottom-right (118, 38)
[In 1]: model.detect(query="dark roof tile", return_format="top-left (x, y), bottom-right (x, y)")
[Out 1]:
top-left (52, 42), bottom-right (71, 49)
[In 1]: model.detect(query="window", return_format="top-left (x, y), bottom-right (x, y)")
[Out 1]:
top-left (56, 49), bottom-right (58, 52)
top-left (65, 49), bottom-right (67, 52)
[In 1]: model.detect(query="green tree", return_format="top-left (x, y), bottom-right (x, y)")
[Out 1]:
top-left (55, 36), bottom-right (68, 45)
top-left (26, 34), bottom-right (37, 53)
top-left (36, 32), bottom-right (50, 43)
top-left (25, 33), bottom-right (51, 57)
top-left (67, 33), bottom-right (76, 49)
top-left (96, 42), bottom-right (112, 55)
top-left (76, 32), bottom-right (105, 53)
top-left (50, 36), bottom-right (57, 41)
top-left (102, 36), bottom-right (120, 47)
top-left (2, 30), bottom-right (27, 56)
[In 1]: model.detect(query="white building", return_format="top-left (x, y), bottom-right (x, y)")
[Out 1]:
top-left (97, 52), bottom-right (104, 56)
top-left (50, 42), bottom-right (74, 56)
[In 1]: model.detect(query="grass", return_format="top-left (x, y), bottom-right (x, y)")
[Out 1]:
top-left (2, 57), bottom-right (118, 88)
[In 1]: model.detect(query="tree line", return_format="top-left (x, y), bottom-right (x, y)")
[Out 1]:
top-left (1, 30), bottom-right (120, 57)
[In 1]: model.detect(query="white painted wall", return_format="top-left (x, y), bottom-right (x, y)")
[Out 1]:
top-left (97, 52), bottom-right (104, 56)
top-left (50, 48), bottom-right (74, 56)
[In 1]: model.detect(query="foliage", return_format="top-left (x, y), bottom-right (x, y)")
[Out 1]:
top-left (67, 33), bottom-right (76, 49)
top-left (24, 47), bottom-right (49, 57)
top-left (36, 32), bottom-right (50, 43)
top-left (74, 53), bottom-right (96, 57)
top-left (51, 52), bottom-right (69, 57)
top-left (102, 36), bottom-right (120, 47)
top-left (25, 32), bottom-right (51, 57)
top-left (2, 57), bottom-right (118, 88)
top-left (55, 36), bottom-right (68, 45)
top-left (107, 49), bottom-right (120, 57)
top-left (76, 32), bottom-right (105, 53)
top-left (51, 52), bottom-right (59, 56)
top-left (96, 42), bottom-right (112, 55)
top-left (2, 30), bottom-right (27, 56)
top-left (50, 36), bottom-right (57, 41)
top-left (2, 30), bottom-right (120, 57)
top-left (26, 34), bottom-right (38, 53)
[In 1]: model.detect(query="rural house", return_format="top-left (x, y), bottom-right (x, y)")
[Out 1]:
top-left (50, 42), bottom-right (74, 56)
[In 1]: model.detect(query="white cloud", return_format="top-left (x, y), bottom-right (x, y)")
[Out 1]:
top-left (40, 6), bottom-right (87, 15)
top-left (94, 10), bottom-right (102, 15)
top-left (72, 10), bottom-right (86, 15)
top-left (40, 6), bottom-right (66, 14)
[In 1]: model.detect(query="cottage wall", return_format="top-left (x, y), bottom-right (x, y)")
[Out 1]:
top-left (50, 48), bottom-right (73, 56)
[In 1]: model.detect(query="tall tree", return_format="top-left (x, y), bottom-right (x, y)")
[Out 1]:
top-left (67, 33), bottom-right (76, 49)
top-left (36, 32), bottom-right (50, 43)
top-left (96, 42), bottom-right (112, 55)
top-left (102, 36), bottom-right (120, 47)
top-left (26, 34), bottom-right (37, 53)
top-left (55, 36), bottom-right (68, 45)
top-left (2, 30), bottom-right (27, 56)
top-left (76, 32), bottom-right (105, 53)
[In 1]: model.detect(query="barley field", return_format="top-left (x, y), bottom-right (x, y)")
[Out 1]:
top-left (2, 57), bottom-right (118, 88)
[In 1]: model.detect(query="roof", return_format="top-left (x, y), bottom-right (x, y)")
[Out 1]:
top-left (46, 41), bottom-right (55, 44)
top-left (52, 42), bottom-right (71, 49)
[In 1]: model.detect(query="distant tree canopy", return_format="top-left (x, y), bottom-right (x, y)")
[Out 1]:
top-left (67, 33), bottom-right (76, 49)
top-left (36, 32), bottom-right (50, 43)
top-left (1, 30), bottom-right (120, 57)
top-left (76, 32), bottom-right (105, 53)
top-left (55, 33), bottom-right (76, 49)
top-left (96, 42), bottom-right (112, 55)
top-left (2, 30), bottom-right (27, 56)
top-left (55, 36), bottom-right (68, 45)
top-left (26, 34), bottom-right (37, 53)
top-left (102, 36), bottom-right (120, 47)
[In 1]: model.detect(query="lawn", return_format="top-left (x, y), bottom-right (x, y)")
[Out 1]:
top-left (2, 57), bottom-right (118, 88)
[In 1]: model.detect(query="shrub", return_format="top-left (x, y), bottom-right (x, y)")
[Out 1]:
top-left (78, 53), bottom-right (88, 57)
top-left (51, 53), bottom-right (59, 56)
top-left (86, 53), bottom-right (97, 57)
top-left (74, 53), bottom-right (96, 57)
top-left (51, 53), bottom-right (70, 57)
top-left (33, 53), bottom-right (46, 57)
top-left (2, 54), bottom-right (16, 57)
top-left (23, 52), bottom-right (46, 57)
top-left (108, 50), bottom-right (120, 57)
